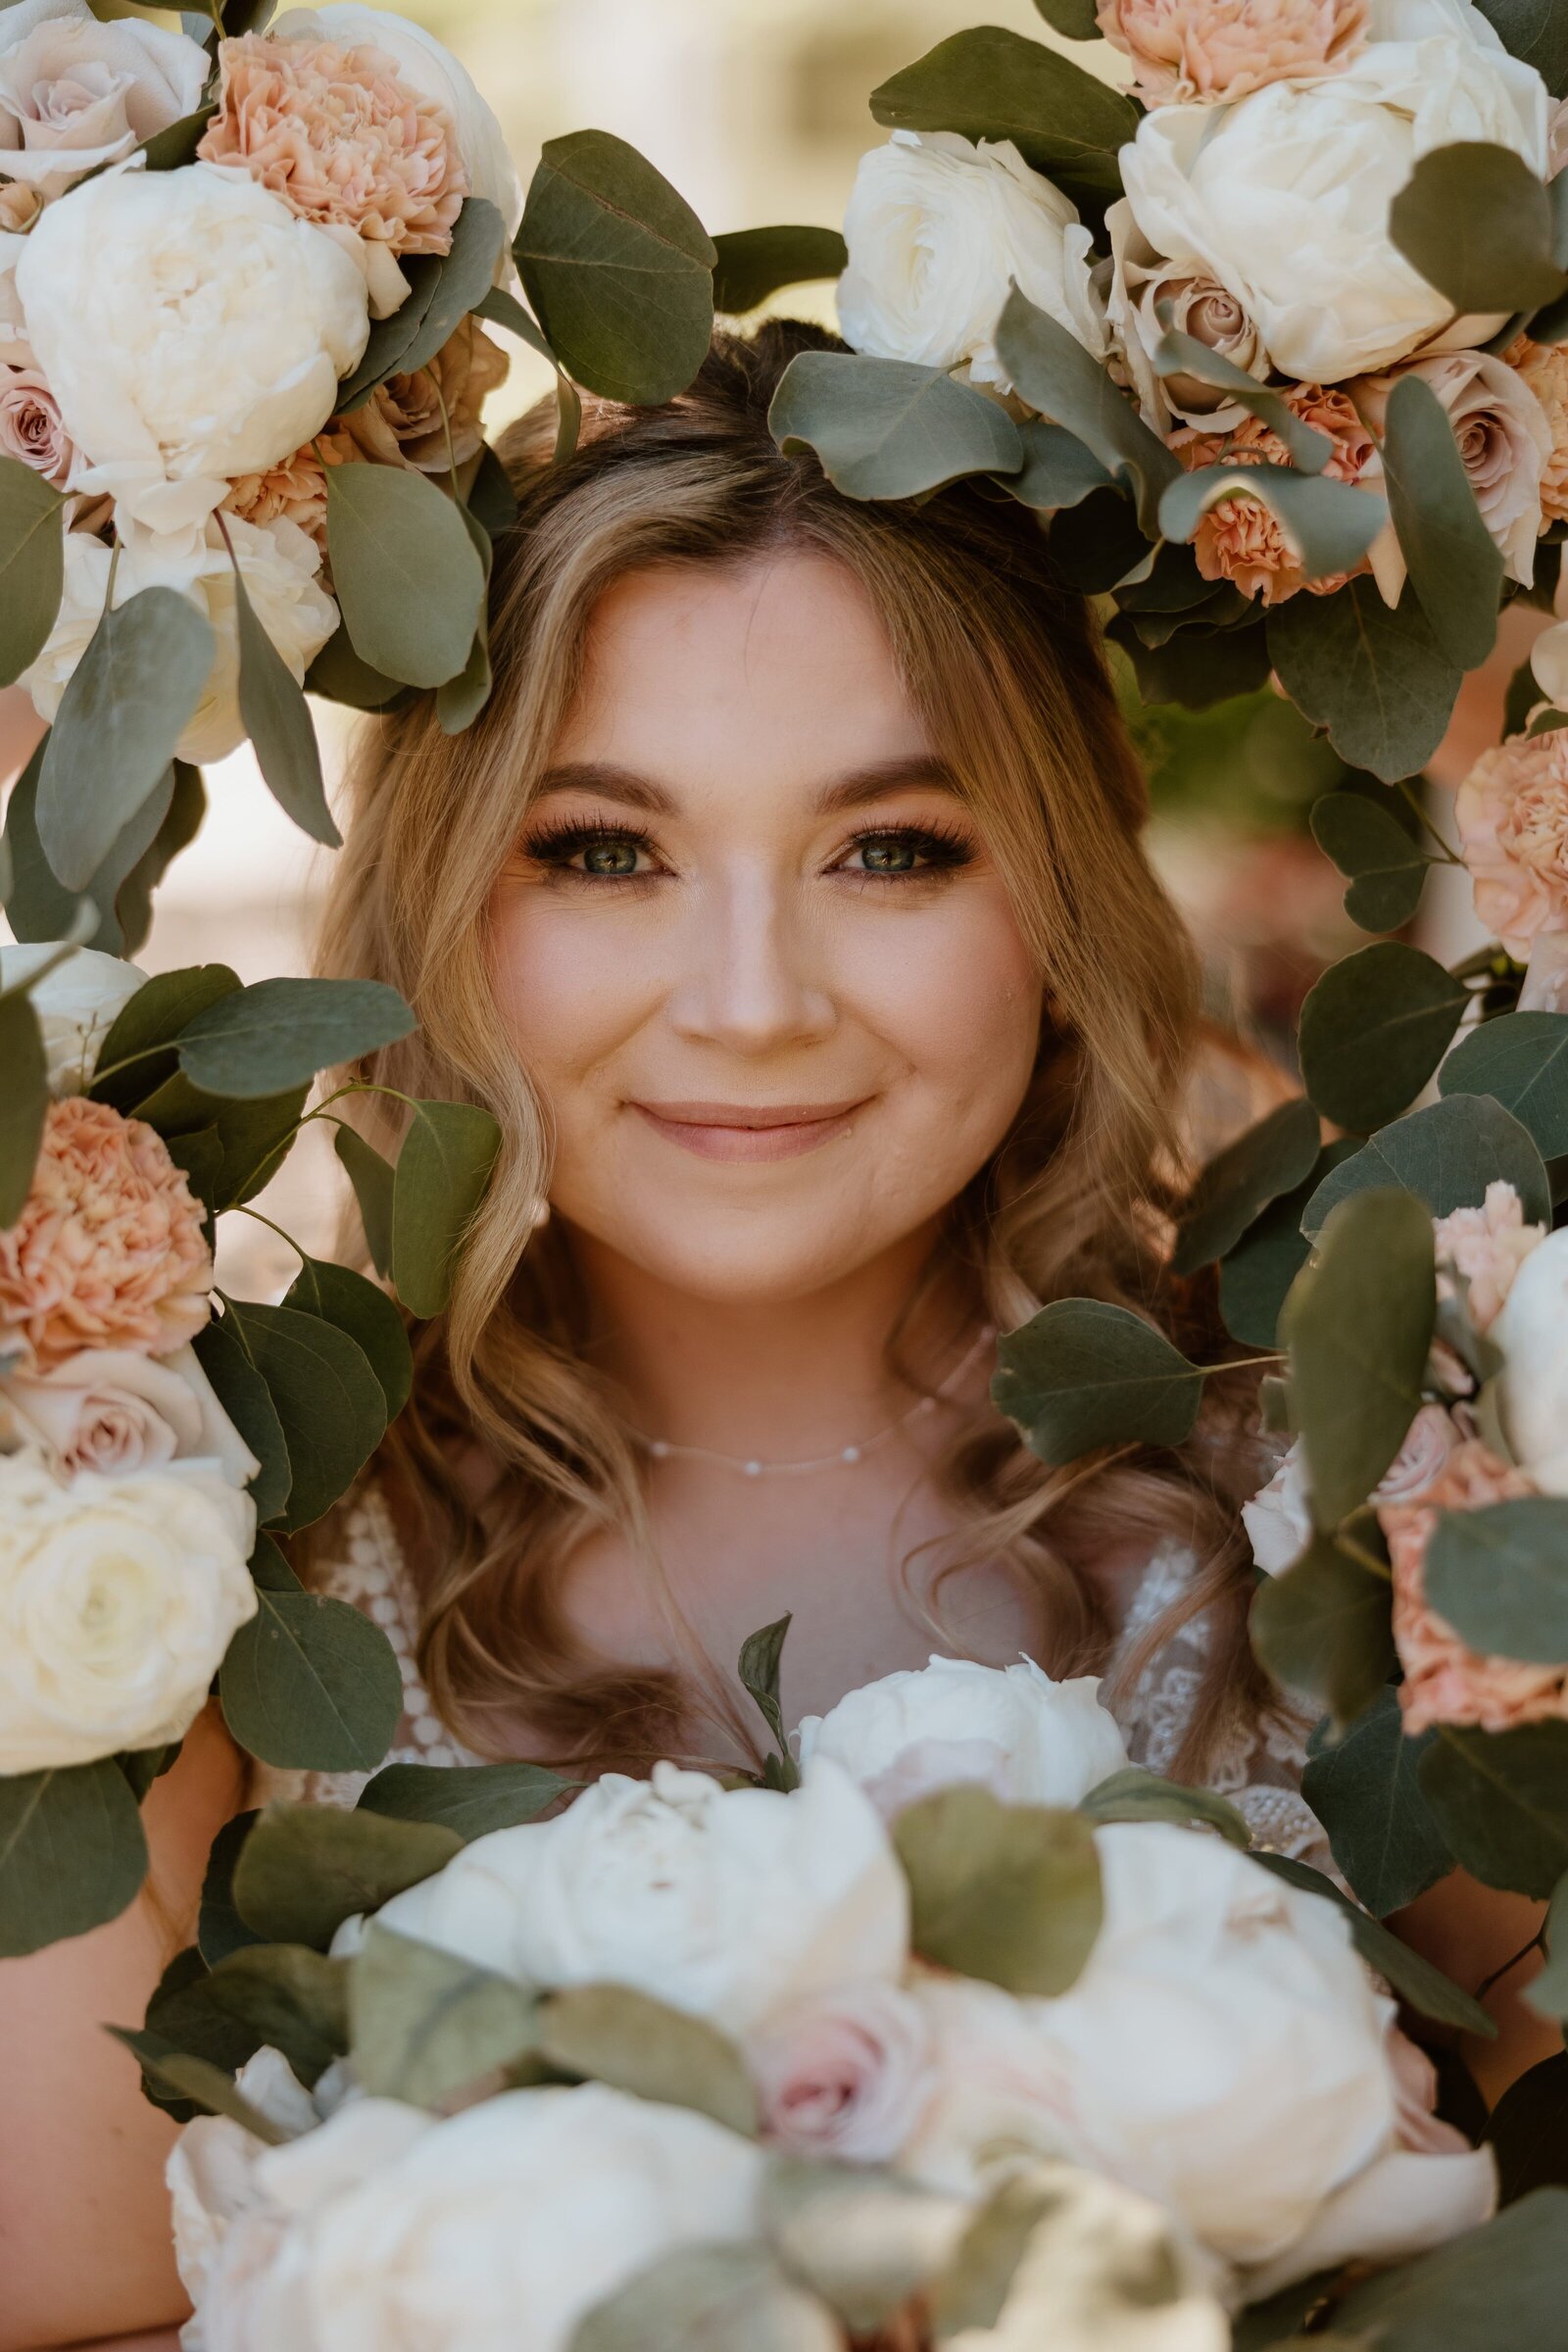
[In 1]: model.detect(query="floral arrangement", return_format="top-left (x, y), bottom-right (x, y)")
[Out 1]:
top-left (129, 1646), bottom-right (1544, 2352)
top-left (0, 937), bottom-right (498, 1956)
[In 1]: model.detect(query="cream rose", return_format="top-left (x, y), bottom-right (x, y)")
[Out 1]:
top-left (1243, 1404), bottom-right (1459, 1573)
top-left (838, 130), bottom-right (1105, 394)
top-left (15, 161), bottom-right (369, 536)
top-left (748, 1979), bottom-right (937, 2163)
top-left (1356, 351), bottom-right (1551, 591)
top-left (1119, 30), bottom-right (1549, 385)
top-left (1106, 198), bottom-right (1268, 432)
top-left (374, 1757), bottom-right (908, 2036)
top-left (1494, 1228), bottom-right (1568, 1495)
top-left (0, 1342), bottom-right (259, 1486)
top-left (0, 942), bottom-right (144, 1094)
top-left (0, 1452), bottom-right (256, 1771)
top-left (795, 1654), bottom-right (1129, 1821)
top-left (0, 0), bottom-right (208, 200)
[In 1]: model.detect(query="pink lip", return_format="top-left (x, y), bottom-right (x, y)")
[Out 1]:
top-left (630, 1098), bottom-right (869, 1163)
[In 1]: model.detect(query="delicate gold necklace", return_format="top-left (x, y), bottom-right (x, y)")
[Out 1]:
top-left (631, 1325), bottom-right (997, 1480)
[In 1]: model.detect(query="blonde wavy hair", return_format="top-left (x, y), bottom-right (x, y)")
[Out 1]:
top-left (316, 320), bottom-right (1271, 1779)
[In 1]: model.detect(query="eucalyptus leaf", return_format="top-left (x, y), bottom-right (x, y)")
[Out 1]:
top-left (1425, 1500), bottom-right (1568, 1663)
top-left (331, 249), bottom-right (442, 413)
top-left (869, 27), bottom-right (1136, 203)
top-left (1301, 1690), bottom-right (1452, 1916)
top-left (539, 1984), bottom-right (760, 2136)
top-left (1310, 791), bottom-right (1429, 935)
top-left (1218, 1141), bottom-right (1360, 1349)
top-left (761, 2163), bottom-right (965, 2336)
top-left (1160, 462), bottom-right (1385, 589)
top-left (1381, 371), bottom-right (1503, 671)
top-left (232, 1800), bottom-right (462, 1949)
top-left (193, 1313), bottom-right (291, 1526)
top-left (305, 625), bottom-right (405, 711)
top-left (136, 100), bottom-right (218, 171)
top-left (894, 1786), bottom-right (1102, 1996)
top-left (467, 442), bottom-right (520, 537)
top-left (1152, 328), bottom-right (1332, 470)
top-left (769, 351), bottom-right (1021, 500)
top-left (1267, 578), bottom-right (1462, 783)
top-left (994, 1298), bottom-right (1206, 1464)
top-left (996, 287), bottom-right (1177, 536)
top-left (0, 1759), bottom-right (148, 1958)
top-left (998, 418), bottom-right (1115, 512)
top-left (350, 1922), bottom-right (537, 2107)
top-left (230, 550), bottom-right (337, 847)
top-left (173, 975), bottom-right (415, 1099)
top-left (434, 499), bottom-right (493, 736)
top-left (218, 1298), bottom-right (386, 1531)
top-left (1172, 1098), bottom-right (1320, 1276)
top-left (199, 1809), bottom-right (263, 1966)
top-left (90, 961), bottom-right (241, 1110)
top-left (1439, 1011), bottom-right (1568, 1159)
top-left (1250, 1850), bottom-right (1494, 2034)
top-left (1052, 488), bottom-right (1152, 595)
top-left (220, 1537), bottom-right (402, 1773)
top-left (1298, 942), bottom-right (1468, 1132)
top-left (124, 1946), bottom-right (261, 2120)
top-left (333, 1124), bottom-right (395, 1277)
top-left (1250, 1537), bottom-right (1396, 1728)
top-left (283, 1257), bottom-right (412, 1419)
top-left (390, 1097), bottom-right (502, 1318)
top-left (571, 2243), bottom-right (840, 2352)
top-left (1485, 2053), bottom-right (1568, 2205)
top-left (1078, 1766), bottom-right (1251, 1847)
top-left (0, 984), bottom-right (47, 1228)
top-left (383, 198), bottom-right (505, 386)
top-left (738, 1613), bottom-right (796, 1784)
top-left (0, 455), bottom-right (64, 685)
top-left (1475, 0), bottom-right (1568, 98)
top-left (1032, 0), bottom-right (1102, 31)
top-left (1302, 1094), bottom-right (1553, 1236)
top-left (1330, 2188), bottom-right (1568, 2347)
top-left (1106, 612), bottom-right (1274, 709)
top-left (1421, 1722), bottom-right (1568, 1899)
top-left (358, 1759), bottom-right (572, 1838)
top-left (203, 1941), bottom-right (349, 2087)
top-left (1389, 141), bottom-right (1567, 315)
top-left (325, 463), bottom-right (486, 690)
top-left (711, 225), bottom-right (847, 313)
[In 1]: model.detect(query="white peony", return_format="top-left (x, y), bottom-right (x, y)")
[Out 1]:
top-left (374, 1757), bottom-right (909, 2036)
top-left (1494, 1227), bottom-right (1568, 1494)
top-left (0, 1341), bottom-right (260, 1486)
top-left (169, 2046), bottom-right (319, 2325)
top-left (15, 161), bottom-right (368, 536)
top-left (21, 513), bottom-right (338, 765)
top-left (272, 2), bottom-right (523, 242)
top-left (837, 129), bottom-right (1106, 394)
top-left (1118, 29), bottom-right (1550, 385)
top-left (795, 1654), bottom-right (1130, 1821)
top-left (0, 0), bottom-right (208, 200)
top-left (0, 942), bottom-right (144, 1094)
top-left (0, 1451), bottom-right (257, 1771)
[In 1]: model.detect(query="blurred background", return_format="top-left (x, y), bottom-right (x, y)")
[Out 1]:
top-left (1, 0), bottom-right (1535, 1288)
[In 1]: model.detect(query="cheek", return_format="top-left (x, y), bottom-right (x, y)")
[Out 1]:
top-left (853, 885), bottom-right (1043, 1144)
top-left (487, 885), bottom-right (656, 1079)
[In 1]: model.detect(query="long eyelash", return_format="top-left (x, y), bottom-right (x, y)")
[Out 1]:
top-left (845, 818), bottom-right (976, 872)
top-left (519, 817), bottom-right (658, 866)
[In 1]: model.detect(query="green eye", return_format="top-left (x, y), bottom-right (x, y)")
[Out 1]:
top-left (581, 839), bottom-right (642, 876)
top-left (858, 837), bottom-right (920, 873)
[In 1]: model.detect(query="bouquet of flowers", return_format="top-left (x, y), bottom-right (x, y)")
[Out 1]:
top-left (0, 936), bottom-right (498, 1957)
top-left (128, 1643), bottom-right (1546, 2352)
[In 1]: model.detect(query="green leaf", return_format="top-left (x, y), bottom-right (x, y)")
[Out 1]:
top-left (358, 1759), bottom-right (572, 1838)
top-left (466, 443), bottom-right (519, 537)
top-left (711, 225), bottom-right (847, 313)
top-left (220, 1535), bottom-right (402, 1773)
top-left (1311, 791), bottom-right (1430, 935)
top-left (996, 288), bottom-right (1177, 537)
top-left (36, 586), bottom-right (216, 889)
top-left (434, 498), bottom-right (493, 736)
top-left (333, 1124), bottom-right (396, 1278)
top-left (117, 2042), bottom-right (287, 2142)
top-left (738, 1613), bottom-right (797, 1786)
top-left (994, 1298), bottom-right (1206, 1464)
top-left (1301, 1689), bottom-right (1452, 1916)
top-left (192, 1312), bottom-right (291, 1526)
top-left (325, 463), bottom-right (486, 690)
top-left (516, 130), bottom-right (715, 405)
top-left (0, 1761), bottom-right (148, 1958)
top-left (1475, 0), bottom-right (1568, 98)
top-left (350, 1922), bottom-right (537, 2107)
top-left (1172, 1098), bottom-right (1320, 1276)
top-left (1160, 461), bottom-right (1385, 590)
top-left (1440, 1011), bottom-right (1568, 1159)
top-left (869, 27), bottom-right (1137, 204)
top-left (220, 1298), bottom-right (386, 1531)
top-left (305, 624), bottom-right (405, 711)
top-left (1267, 578), bottom-right (1462, 784)
top-left (390, 1097), bottom-right (502, 1318)
top-left (1302, 1094), bottom-right (1552, 1236)
top-left (109, 760), bottom-right (205, 959)
top-left (89, 960), bottom-right (240, 1110)
top-left (1106, 612), bottom-right (1273, 709)
top-left (1251, 1536), bottom-right (1396, 1728)
top-left (283, 1257), bottom-right (412, 1419)
top-left (769, 351), bottom-right (1021, 500)
top-left (198, 1808), bottom-right (263, 1966)
top-left (137, 99), bottom-right (218, 171)
top-left (173, 974), bottom-right (415, 1099)
top-left (1381, 372), bottom-right (1504, 672)
top-left (231, 552), bottom-right (337, 848)
top-left (1054, 488), bottom-right (1152, 595)
top-left (383, 197), bottom-right (506, 388)
top-left (1250, 1850), bottom-right (1494, 2034)
top-left (893, 1787), bottom-right (1102, 1996)
top-left (1032, 0), bottom-right (1102, 32)
top-left (1421, 1723), bottom-right (1568, 1899)
top-left (122, 1945), bottom-right (261, 2121)
top-left (571, 2243), bottom-right (840, 2352)
top-left (1485, 2052), bottom-right (1568, 2205)
top-left (1390, 142), bottom-right (1567, 316)
top-left (1152, 328), bottom-right (1332, 471)
top-left (203, 1941), bottom-right (349, 2087)
top-left (1000, 418), bottom-right (1115, 513)
top-left (1425, 1499), bottom-right (1568, 1664)
top-left (1078, 1766), bottom-right (1251, 1847)
top-left (0, 985), bottom-right (47, 1228)
top-left (1217, 1141), bottom-right (1360, 1350)
top-left (539, 1983), bottom-right (760, 2136)
top-left (1330, 2188), bottom-right (1568, 2347)
top-left (0, 454), bottom-right (64, 685)
top-left (1298, 942), bottom-right (1468, 1132)
top-left (232, 1800), bottom-right (462, 1949)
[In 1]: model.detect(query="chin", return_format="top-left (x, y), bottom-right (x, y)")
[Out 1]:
top-left (564, 1201), bottom-right (920, 1306)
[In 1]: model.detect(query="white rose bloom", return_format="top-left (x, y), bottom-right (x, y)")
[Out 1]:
top-left (795, 1654), bottom-right (1129, 1821)
top-left (0, 0), bottom-right (208, 200)
top-left (375, 1757), bottom-right (908, 2036)
top-left (16, 161), bottom-right (369, 536)
top-left (1494, 1228), bottom-right (1568, 1494)
top-left (838, 129), bottom-right (1106, 394)
top-left (0, 942), bottom-right (143, 1094)
top-left (0, 1452), bottom-right (257, 1772)
top-left (1119, 30), bottom-right (1550, 385)
top-left (0, 1341), bottom-right (260, 1486)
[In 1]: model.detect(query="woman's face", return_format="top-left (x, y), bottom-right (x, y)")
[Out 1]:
top-left (488, 553), bottom-right (1044, 1304)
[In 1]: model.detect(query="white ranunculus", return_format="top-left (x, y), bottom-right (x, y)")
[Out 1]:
top-left (1494, 1228), bottom-right (1568, 1493)
top-left (1238, 2144), bottom-right (1496, 2304)
top-left (272, 3), bottom-right (523, 242)
top-left (15, 161), bottom-right (368, 536)
top-left (0, 1451), bottom-right (257, 1771)
top-left (838, 129), bottom-right (1106, 393)
top-left (0, 0), bottom-right (208, 200)
top-left (0, 942), bottom-right (143, 1093)
top-left (375, 1757), bottom-right (908, 2036)
top-left (0, 1341), bottom-right (260, 1486)
top-left (795, 1654), bottom-right (1129, 1821)
top-left (1119, 30), bottom-right (1549, 385)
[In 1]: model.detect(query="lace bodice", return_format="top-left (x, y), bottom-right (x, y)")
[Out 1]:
top-left (256, 1485), bottom-right (1330, 1870)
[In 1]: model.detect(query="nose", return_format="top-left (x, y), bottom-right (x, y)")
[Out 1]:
top-left (666, 861), bottom-right (837, 1055)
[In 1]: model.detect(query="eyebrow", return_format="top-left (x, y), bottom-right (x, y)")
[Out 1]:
top-left (530, 755), bottom-right (965, 818)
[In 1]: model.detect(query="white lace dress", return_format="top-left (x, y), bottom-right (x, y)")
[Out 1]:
top-left (257, 1482), bottom-right (1330, 1869)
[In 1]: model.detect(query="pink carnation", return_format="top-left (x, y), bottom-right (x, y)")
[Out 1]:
top-left (748, 1983), bottom-right (936, 2164)
top-left (1381, 1441), bottom-right (1568, 1736)
top-left (222, 423), bottom-right (358, 555)
top-left (1096, 0), bottom-right (1367, 107)
top-left (1433, 1182), bottom-right (1545, 1334)
top-left (1455, 731), bottom-right (1568, 959)
top-left (0, 1099), bottom-right (212, 1370)
top-left (1173, 386), bottom-right (1378, 607)
top-left (198, 33), bottom-right (466, 260)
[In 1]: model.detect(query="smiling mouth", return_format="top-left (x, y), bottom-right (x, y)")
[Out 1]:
top-left (628, 1099), bottom-right (870, 1163)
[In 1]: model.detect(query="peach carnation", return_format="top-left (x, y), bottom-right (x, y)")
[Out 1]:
top-left (1433, 1181), bottom-right (1546, 1334)
top-left (1506, 334), bottom-right (1568, 528)
top-left (1096, 0), bottom-right (1368, 107)
top-left (198, 33), bottom-right (466, 266)
top-left (1174, 385), bottom-right (1377, 607)
top-left (222, 422), bottom-right (358, 553)
top-left (1455, 730), bottom-right (1568, 959)
top-left (1381, 1441), bottom-right (1568, 1736)
top-left (339, 317), bottom-right (509, 473)
top-left (0, 1099), bottom-right (213, 1371)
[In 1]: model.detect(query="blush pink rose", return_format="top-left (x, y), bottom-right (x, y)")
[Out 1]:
top-left (0, 1098), bottom-right (213, 1370)
top-left (1096, 0), bottom-right (1368, 107)
top-left (1173, 385), bottom-right (1378, 607)
top-left (1381, 1442), bottom-right (1568, 1737)
top-left (748, 1982), bottom-right (937, 2163)
top-left (1455, 731), bottom-right (1568, 959)
top-left (0, 363), bottom-right (74, 485)
top-left (1433, 1181), bottom-right (1546, 1334)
